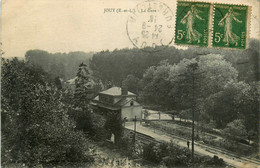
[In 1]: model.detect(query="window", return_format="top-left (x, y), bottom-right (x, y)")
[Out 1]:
top-left (130, 101), bottom-right (134, 106)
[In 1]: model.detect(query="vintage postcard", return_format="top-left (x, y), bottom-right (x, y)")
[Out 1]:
top-left (1, 0), bottom-right (260, 168)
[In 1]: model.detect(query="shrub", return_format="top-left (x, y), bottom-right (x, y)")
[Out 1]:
top-left (142, 142), bottom-right (226, 167)
top-left (143, 142), bottom-right (159, 163)
top-left (118, 133), bottom-right (135, 156)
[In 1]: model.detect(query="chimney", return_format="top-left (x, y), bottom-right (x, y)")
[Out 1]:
top-left (121, 82), bottom-right (128, 96)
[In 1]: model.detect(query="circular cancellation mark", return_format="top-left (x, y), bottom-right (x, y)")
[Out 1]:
top-left (126, 0), bottom-right (175, 52)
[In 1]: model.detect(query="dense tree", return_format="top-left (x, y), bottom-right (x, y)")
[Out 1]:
top-left (71, 63), bottom-right (95, 135)
top-left (25, 50), bottom-right (93, 80)
top-left (206, 81), bottom-right (250, 128)
top-left (122, 74), bottom-right (140, 94)
top-left (89, 47), bottom-right (190, 87)
top-left (74, 63), bottom-right (94, 104)
top-left (89, 39), bottom-right (259, 87)
top-left (241, 82), bottom-right (260, 143)
top-left (140, 54), bottom-right (238, 111)
top-left (138, 53), bottom-right (258, 135)
top-left (1, 58), bottom-right (93, 166)
top-left (141, 60), bottom-right (173, 109)
top-left (223, 119), bottom-right (247, 143)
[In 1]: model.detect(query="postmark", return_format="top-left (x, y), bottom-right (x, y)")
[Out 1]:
top-left (212, 4), bottom-right (251, 49)
top-left (126, 0), bottom-right (175, 52)
top-left (175, 1), bottom-right (211, 47)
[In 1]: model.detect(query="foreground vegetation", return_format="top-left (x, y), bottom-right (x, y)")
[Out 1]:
top-left (1, 58), bottom-right (95, 167)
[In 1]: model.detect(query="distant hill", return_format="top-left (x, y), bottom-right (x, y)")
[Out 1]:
top-left (25, 50), bottom-right (94, 80)
top-left (24, 38), bottom-right (259, 84)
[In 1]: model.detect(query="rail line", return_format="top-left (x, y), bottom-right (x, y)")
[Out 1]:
top-left (125, 126), bottom-right (260, 168)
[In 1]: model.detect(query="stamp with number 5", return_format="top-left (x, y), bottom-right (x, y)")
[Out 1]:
top-left (175, 1), bottom-right (211, 47)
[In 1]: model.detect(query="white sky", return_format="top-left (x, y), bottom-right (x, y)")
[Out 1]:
top-left (1, 0), bottom-right (260, 58)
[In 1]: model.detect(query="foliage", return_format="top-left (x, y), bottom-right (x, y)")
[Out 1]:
top-left (223, 119), bottom-right (247, 142)
top-left (143, 109), bottom-right (150, 123)
top-left (242, 82), bottom-right (260, 143)
top-left (1, 58), bottom-right (94, 166)
top-left (207, 81), bottom-right (249, 127)
top-left (117, 132), bottom-right (135, 157)
top-left (202, 138), bottom-right (256, 156)
top-left (143, 142), bottom-right (225, 167)
top-left (89, 39), bottom-right (259, 87)
top-left (179, 109), bottom-right (191, 121)
top-left (90, 113), bottom-right (108, 141)
top-left (71, 63), bottom-right (95, 135)
top-left (141, 54), bottom-right (237, 111)
top-left (104, 110), bottom-right (124, 145)
top-left (89, 47), bottom-right (186, 87)
top-left (143, 142), bottom-right (162, 163)
top-left (25, 50), bottom-right (93, 80)
top-left (74, 63), bottom-right (95, 104)
top-left (122, 74), bottom-right (141, 94)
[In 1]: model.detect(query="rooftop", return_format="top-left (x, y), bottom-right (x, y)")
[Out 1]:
top-left (99, 87), bottom-right (135, 96)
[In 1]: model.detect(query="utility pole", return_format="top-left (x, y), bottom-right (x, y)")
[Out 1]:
top-left (134, 116), bottom-right (137, 133)
top-left (191, 69), bottom-right (195, 167)
top-left (133, 116), bottom-right (137, 142)
top-left (187, 62), bottom-right (199, 167)
top-left (179, 62), bottom-right (201, 167)
top-left (134, 116), bottom-right (137, 153)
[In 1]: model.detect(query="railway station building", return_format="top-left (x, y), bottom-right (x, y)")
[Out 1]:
top-left (91, 85), bottom-right (142, 121)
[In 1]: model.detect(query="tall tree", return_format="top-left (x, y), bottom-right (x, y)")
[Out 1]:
top-left (73, 63), bottom-right (95, 134)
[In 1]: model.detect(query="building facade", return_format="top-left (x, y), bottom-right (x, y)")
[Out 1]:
top-left (91, 86), bottom-right (142, 121)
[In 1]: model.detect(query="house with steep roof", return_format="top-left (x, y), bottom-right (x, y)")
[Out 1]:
top-left (91, 85), bottom-right (142, 121)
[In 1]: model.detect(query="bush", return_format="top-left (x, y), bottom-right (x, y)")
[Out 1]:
top-left (118, 133), bottom-right (135, 156)
top-left (91, 113), bottom-right (108, 141)
top-left (143, 142), bottom-right (160, 163)
top-left (196, 155), bottom-right (225, 167)
top-left (142, 142), bottom-right (226, 167)
top-left (143, 142), bottom-right (190, 166)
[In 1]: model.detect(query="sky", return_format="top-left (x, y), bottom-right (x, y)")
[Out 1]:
top-left (1, 0), bottom-right (260, 58)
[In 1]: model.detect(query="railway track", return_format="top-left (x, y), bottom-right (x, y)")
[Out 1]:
top-left (126, 128), bottom-right (160, 145)
top-left (125, 126), bottom-right (260, 168)
top-left (159, 128), bottom-right (260, 167)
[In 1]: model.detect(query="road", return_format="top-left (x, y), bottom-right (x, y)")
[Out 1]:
top-left (143, 109), bottom-right (172, 120)
top-left (125, 122), bottom-right (259, 168)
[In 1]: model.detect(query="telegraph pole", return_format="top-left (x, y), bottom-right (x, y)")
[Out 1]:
top-left (191, 69), bottom-right (195, 167)
top-left (134, 116), bottom-right (137, 153)
top-left (134, 116), bottom-right (137, 133)
top-left (179, 62), bottom-right (200, 167)
top-left (133, 116), bottom-right (137, 142)
top-left (187, 62), bottom-right (198, 167)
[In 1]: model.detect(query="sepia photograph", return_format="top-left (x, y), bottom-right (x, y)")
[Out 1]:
top-left (1, 0), bottom-right (259, 167)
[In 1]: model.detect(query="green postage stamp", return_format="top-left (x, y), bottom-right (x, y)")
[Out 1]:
top-left (175, 1), bottom-right (251, 49)
top-left (212, 4), bottom-right (251, 49)
top-left (175, 1), bottom-right (211, 47)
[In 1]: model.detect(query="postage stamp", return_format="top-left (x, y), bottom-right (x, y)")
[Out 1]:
top-left (126, 0), bottom-right (175, 52)
top-left (175, 1), bottom-right (211, 47)
top-left (212, 4), bottom-right (251, 49)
